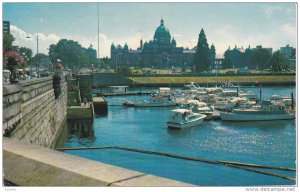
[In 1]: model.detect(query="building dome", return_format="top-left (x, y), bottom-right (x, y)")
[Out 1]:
top-left (153, 19), bottom-right (171, 44)
top-left (155, 19), bottom-right (169, 34)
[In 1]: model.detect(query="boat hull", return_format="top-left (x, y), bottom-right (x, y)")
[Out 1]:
top-left (167, 117), bottom-right (205, 129)
top-left (220, 112), bottom-right (295, 121)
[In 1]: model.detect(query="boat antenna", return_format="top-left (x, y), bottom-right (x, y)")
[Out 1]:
top-left (97, 3), bottom-right (100, 62)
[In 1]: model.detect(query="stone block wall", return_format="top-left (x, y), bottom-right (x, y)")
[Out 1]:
top-left (2, 77), bottom-right (67, 148)
top-left (77, 74), bottom-right (92, 102)
top-left (67, 79), bottom-right (81, 106)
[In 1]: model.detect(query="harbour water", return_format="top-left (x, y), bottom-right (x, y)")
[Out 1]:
top-left (62, 86), bottom-right (296, 186)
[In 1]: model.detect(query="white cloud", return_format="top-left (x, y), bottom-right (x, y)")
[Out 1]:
top-left (281, 23), bottom-right (296, 35)
top-left (77, 32), bottom-right (153, 58)
top-left (11, 25), bottom-right (60, 55)
top-left (11, 24), bottom-right (155, 58)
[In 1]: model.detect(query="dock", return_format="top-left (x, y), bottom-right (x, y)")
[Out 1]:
top-left (67, 102), bottom-right (94, 119)
top-left (96, 91), bottom-right (151, 97)
top-left (93, 97), bottom-right (108, 114)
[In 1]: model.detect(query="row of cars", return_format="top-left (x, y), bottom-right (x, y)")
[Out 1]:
top-left (3, 69), bottom-right (37, 82)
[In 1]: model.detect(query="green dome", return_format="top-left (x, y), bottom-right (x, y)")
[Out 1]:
top-left (153, 19), bottom-right (171, 44)
top-left (155, 19), bottom-right (169, 34)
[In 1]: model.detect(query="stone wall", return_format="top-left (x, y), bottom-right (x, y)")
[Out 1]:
top-left (67, 79), bottom-right (81, 106)
top-left (77, 74), bottom-right (92, 102)
top-left (3, 77), bottom-right (67, 148)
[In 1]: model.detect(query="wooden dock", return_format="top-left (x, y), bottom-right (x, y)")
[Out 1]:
top-left (67, 102), bottom-right (94, 119)
top-left (96, 91), bottom-right (151, 97)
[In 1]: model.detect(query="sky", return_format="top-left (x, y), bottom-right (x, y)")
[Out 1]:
top-left (3, 2), bottom-right (297, 58)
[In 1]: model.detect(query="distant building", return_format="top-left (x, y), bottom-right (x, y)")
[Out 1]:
top-left (3, 21), bottom-right (10, 34)
top-left (280, 44), bottom-right (296, 71)
top-left (86, 44), bottom-right (97, 65)
top-left (110, 19), bottom-right (215, 69)
top-left (252, 45), bottom-right (272, 56)
top-left (223, 45), bottom-right (272, 69)
top-left (280, 44), bottom-right (296, 59)
top-left (223, 45), bottom-right (253, 69)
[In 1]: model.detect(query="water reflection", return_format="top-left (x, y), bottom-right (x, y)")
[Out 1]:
top-left (220, 120), bottom-right (294, 131)
top-left (67, 119), bottom-right (95, 141)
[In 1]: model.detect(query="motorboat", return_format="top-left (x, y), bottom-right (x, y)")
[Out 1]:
top-left (134, 95), bottom-right (177, 107)
top-left (182, 82), bottom-right (204, 91)
top-left (219, 90), bottom-right (238, 97)
top-left (167, 109), bottom-right (206, 129)
top-left (180, 100), bottom-right (213, 120)
top-left (220, 101), bottom-right (295, 121)
top-left (239, 92), bottom-right (258, 102)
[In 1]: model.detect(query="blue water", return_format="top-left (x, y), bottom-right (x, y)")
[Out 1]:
top-left (63, 86), bottom-right (296, 186)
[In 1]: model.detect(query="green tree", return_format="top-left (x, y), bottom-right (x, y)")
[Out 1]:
top-left (267, 51), bottom-right (290, 72)
top-left (193, 29), bottom-right (210, 72)
top-left (223, 48), bottom-right (232, 69)
top-left (3, 33), bottom-right (15, 51)
top-left (48, 39), bottom-right (90, 69)
top-left (251, 48), bottom-right (272, 70)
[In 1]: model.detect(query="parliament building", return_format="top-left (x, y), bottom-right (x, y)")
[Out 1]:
top-left (110, 19), bottom-right (215, 69)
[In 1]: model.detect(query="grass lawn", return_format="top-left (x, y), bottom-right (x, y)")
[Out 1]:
top-left (130, 75), bottom-right (295, 84)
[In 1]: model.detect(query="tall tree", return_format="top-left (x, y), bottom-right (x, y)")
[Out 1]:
top-left (3, 33), bottom-right (15, 51)
top-left (48, 39), bottom-right (91, 69)
top-left (223, 48), bottom-right (232, 69)
top-left (267, 51), bottom-right (290, 72)
top-left (251, 48), bottom-right (272, 70)
top-left (193, 29), bottom-right (210, 72)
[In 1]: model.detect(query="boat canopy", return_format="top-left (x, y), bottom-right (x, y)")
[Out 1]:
top-left (171, 109), bottom-right (191, 114)
top-left (159, 87), bottom-right (170, 92)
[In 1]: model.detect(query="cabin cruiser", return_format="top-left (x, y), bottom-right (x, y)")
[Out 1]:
top-left (219, 90), bottom-right (238, 98)
top-left (204, 87), bottom-right (223, 94)
top-left (181, 100), bottom-right (214, 120)
top-left (151, 87), bottom-right (173, 97)
top-left (270, 95), bottom-right (293, 107)
top-left (220, 101), bottom-right (295, 121)
top-left (239, 92), bottom-right (258, 102)
top-left (167, 109), bottom-right (206, 129)
top-left (134, 95), bottom-right (177, 107)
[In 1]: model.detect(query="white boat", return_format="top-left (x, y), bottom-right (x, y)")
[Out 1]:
top-left (183, 82), bottom-right (204, 91)
top-left (220, 101), bottom-right (295, 121)
top-left (167, 109), bottom-right (206, 129)
top-left (134, 96), bottom-right (177, 107)
top-left (239, 92), bottom-right (257, 101)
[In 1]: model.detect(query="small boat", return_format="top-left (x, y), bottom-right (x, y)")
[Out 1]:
top-left (182, 82), bottom-right (204, 91)
top-left (196, 107), bottom-right (214, 120)
top-left (220, 101), bottom-right (295, 121)
top-left (134, 96), bottom-right (177, 107)
top-left (167, 109), bottom-right (206, 129)
top-left (239, 92), bottom-right (258, 102)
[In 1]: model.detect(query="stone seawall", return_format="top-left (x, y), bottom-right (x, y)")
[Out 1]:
top-left (3, 77), bottom-right (67, 148)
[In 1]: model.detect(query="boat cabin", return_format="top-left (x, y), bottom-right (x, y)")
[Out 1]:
top-left (109, 86), bottom-right (129, 93)
top-left (169, 109), bottom-right (193, 122)
top-left (220, 90), bottom-right (238, 97)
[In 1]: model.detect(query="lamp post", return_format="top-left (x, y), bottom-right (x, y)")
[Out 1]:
top-left (26, 34), bottom-right (39, 78)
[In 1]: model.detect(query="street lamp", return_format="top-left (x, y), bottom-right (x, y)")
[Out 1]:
top-left (26, 34), bottom-right (39, 78)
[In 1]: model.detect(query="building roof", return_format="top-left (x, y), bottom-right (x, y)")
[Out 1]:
top-left (154, 19), bottom-right (170, 35)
